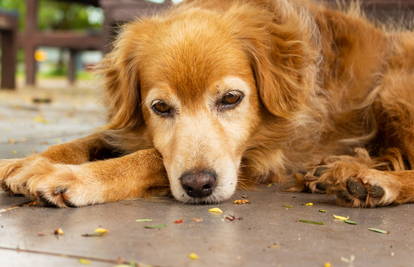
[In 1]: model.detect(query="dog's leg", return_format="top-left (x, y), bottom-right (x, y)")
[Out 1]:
top-left (0, 133), bottom-right (113, 195)
top-left (302, 63), bottom-right (414, 207)
top-left (0, 148), bottom-right (169, 207)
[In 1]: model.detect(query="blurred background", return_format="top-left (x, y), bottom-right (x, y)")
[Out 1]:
top-left (0, 0), bottom-right (185, 89)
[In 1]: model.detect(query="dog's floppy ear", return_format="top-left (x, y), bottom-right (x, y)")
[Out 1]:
top-left (99, 19), bottom-right (158, 130)
top-left (229, 4), bottom-right (315, 118)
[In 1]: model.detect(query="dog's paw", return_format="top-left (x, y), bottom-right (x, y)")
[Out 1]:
top-left (304, 149), bottom-right (396, 208)
top-left (1, 157), bottom-right (88, 207)
top-left (0, 158), bottom-right (30, 196)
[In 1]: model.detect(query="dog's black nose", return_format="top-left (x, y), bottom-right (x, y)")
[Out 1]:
top-left (180, 170), bottom-right (217, 198)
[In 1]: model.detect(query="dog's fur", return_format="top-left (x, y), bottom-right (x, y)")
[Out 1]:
top-left (2, 0), bottom-right (414, 207)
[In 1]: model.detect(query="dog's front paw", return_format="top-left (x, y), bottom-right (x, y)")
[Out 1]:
top-left (2, 157), bottom-right (87, 207)
top-left (0, 158), bottom-right (31, 196)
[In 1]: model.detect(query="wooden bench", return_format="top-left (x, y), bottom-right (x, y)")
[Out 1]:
top-left (0, 11), bottom-right (18, 89)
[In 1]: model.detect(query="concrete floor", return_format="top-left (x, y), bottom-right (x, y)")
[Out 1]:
top-left (0, 84), bottom-right (413, 267)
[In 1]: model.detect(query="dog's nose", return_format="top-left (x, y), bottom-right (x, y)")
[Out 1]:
top-left (180, 170), bottom-right (217, 198)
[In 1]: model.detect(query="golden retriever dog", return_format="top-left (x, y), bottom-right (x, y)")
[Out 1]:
top-left (1, 0), bottom-right (414, 208)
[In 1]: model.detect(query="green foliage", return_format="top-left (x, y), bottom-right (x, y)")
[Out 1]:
top-left (0, 0), bottom-right (103, 31)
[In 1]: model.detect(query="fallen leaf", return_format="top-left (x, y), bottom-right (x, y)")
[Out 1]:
top-left (81, 228), bottom-right (108, 237)
top-left (37, 233), bottom-right (45, 236)
top-left (41, 141), bottom-right (48, 145)
top-left (79, 258), bottom-right (91, 265)
top-left (324, 262), bottom-right (332, 267)
top-left (144, 224), bottom-right (167, 229)
top-left (299, 219), bottom-right (324, 225)
top-left (33, 116), bottom-right (49, 124)
top-left (283, 205), bottom-right (294, 208)
top-left (344, 219), bottom-right (357, 225)
top-left (174, 218), bottom-right (183, 223)
top-left (319, 210), bottom-right (327, 213)
top-left (135, 219), bottom-right (153, 222)
top-left (95, 228), bottom-right (109, 234)
top-left (267, 183), bottom-right (278, 187)
top-left (306, 203), bottom-right (313, 206)
top-left (340, 255), bottom-right (355, 263)
top-left (208, 208), bottom-right (223, 213)
top-left (193, 219), bottom-right (203, 222)
top-left (55, 138), bottom-right (61, 143)
top-left (234, 199), bottom-right (249, 204)
top-left (333, 214), bottom-right (349, 221)
top-left (368, 228), bottom-right (388, 234)
top-left (13, 150), bottom-right (17, 154)
top-left (53, 228), bottom-right (64, 235)
top-left (9, 139), bottom-right (15, 144)
top-left (189, 253), bottom-right (199, 260)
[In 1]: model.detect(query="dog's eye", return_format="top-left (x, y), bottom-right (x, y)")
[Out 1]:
top-left (223, 93), bottom-right (240, 105)
top-left (152, 101), bottom-right (172, 116)
top-left (220, 91), bottom-right (243, 109)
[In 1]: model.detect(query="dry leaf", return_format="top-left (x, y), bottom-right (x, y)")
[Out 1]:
top-left (54, 228), bottom-right (64, 235)
top-left (208, 208), bottom-right (223, 213)
top-left (95, 228), bottom-right (109, 234)
top-left (233, 199), bottom-right (249, 204)
top-left (79, 258), bottom-right (91, 265)
top-left (333, 214), bottom-right (349, 221)
top-left (189, 253), bottom-right (199, 260)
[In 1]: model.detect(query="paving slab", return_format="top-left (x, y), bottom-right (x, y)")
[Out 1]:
top-left (0, 187), bottom-right (413, 267)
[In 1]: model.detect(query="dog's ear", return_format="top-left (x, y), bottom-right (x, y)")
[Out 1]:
top-left (229, 4), bottom-right (315, 118)
top-left (99, 19), bottom-right (158, 130)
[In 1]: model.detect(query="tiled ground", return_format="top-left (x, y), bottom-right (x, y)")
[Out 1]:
top-left (0, 83), bottom-right (413, 267)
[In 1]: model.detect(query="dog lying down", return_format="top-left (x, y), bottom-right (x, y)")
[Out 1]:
top-left (2, 0), bottom-right (414, 208)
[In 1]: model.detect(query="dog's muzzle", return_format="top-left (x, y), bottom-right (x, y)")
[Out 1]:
top-left (179, 169), bottom-right (217, 198)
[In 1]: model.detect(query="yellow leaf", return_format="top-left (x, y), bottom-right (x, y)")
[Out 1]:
top-left (324, 262), bottom-right (332, 267)
top-left (13, 150), bottom-right (17, 154)
top-left (189, 253), bottom-right (199, 260)
top-left (4, 127), bottom-right (10, 131)
top-left (54, 228), bottom-right (64, 235)
top-left (79, 258), bottom-right (91, 265)
top-left (9, 139), bottom-right (15, 144)
top-left (33, 116), bottom-right (44, 122)
top-left (55, 138), bottom-right (61, 143)
top-left (94, 228), bottom-right (109, 234)
top-left (233, 199), bottom-right (249, 204)
top-left (33, 116), bottom-right (49, 124)
top-left (208, 208), bottom-right (223, 213)
top-left (333, 214), bottom-right (349, 221)
top-left (306, 203), bottom-right (313, 206)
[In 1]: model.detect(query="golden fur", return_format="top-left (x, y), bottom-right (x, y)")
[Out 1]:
top-left (1, 0), bottom-right (414, 207)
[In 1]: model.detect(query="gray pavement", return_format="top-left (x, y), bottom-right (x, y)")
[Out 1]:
top-left (0, 85), bottom-right (413, 267)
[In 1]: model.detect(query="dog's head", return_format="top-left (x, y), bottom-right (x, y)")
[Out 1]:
top-left (100, 2), bottom-right (312, 203)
